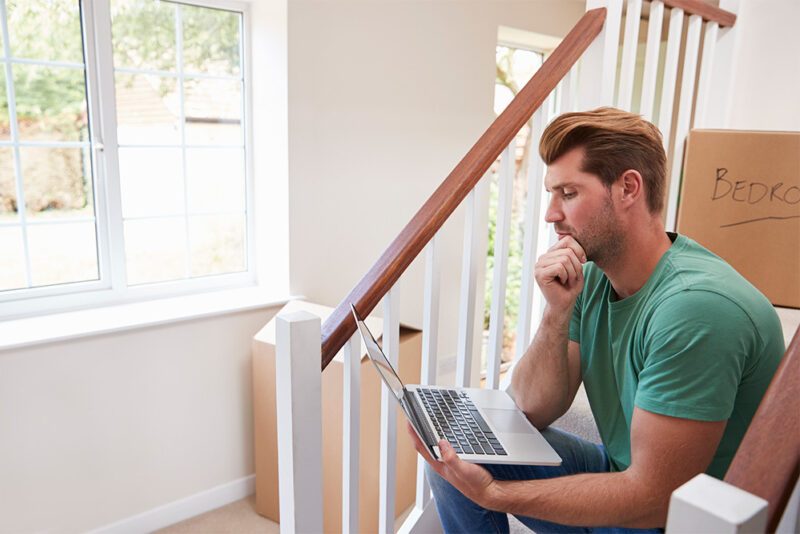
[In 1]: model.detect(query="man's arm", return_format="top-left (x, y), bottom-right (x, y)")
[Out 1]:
top-left (511, 235), bottom-right (585, 429)
top-left (410, 407), bottom-right (727, 528)
top-left (512, 332), bottom-right (582, 430)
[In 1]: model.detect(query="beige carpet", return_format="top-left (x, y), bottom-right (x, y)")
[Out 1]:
top-left (155, 495), bottom-right (279, 534)
top-left (155, 496), bottom-right (416, 534)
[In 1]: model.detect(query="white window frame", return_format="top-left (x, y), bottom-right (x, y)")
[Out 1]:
top-left (0, 0), bottom-right (257, 320)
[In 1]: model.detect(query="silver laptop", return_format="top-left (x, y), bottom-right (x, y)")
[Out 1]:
top-left (351, 304), bottom-right (561, 466)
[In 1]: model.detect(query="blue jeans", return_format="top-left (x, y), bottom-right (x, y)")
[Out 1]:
top-left (425, 427), bottom-right (663, 533)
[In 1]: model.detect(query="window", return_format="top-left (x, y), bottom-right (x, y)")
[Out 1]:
top-left (0, 0), bottom-right (251, 318)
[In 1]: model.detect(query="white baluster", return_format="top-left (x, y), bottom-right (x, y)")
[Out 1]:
top-left (342, 332), bottom-right (361, 534)
top-left (700, 0), bottom-right (741, 129)
top-left (617, 0), bottom-right (642, 111)
top-left (665, 13), bottom-right (702, 231)
top-left (665, 474), bottom-right (767, 533)
top-left (379, 289), bottom-right (400, 534)
top-left (580, 0), bottom-right (623, 109)
top-left (694, 21), bottom-right (719, 129)
top-left (516, 100), bottom-right (550, 364)
top-left (559, 65), bottom-right (578, 114)
top-left (417, 235), bottom-right (440, 507)
top-left (456, 173), bottom-right (489, 388)
top-left (657, 7), bottom-right (685, 139)
top-left (398, 235), bottom-right (446, 534)
top-left (486, 142), bottom-right (516, 390)
top-left (275, 311), bottom-right (323, 534)
top-left (640, 0), bottom-right (665, 121)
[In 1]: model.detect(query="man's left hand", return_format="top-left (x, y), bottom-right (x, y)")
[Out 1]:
top-left (407, 422), bottom-right (500, 510)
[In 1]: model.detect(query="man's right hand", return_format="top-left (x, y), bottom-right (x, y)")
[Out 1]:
top-left (534, 235), bottom-right (587, 314)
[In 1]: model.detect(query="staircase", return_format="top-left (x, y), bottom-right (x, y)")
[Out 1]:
top-left (271, 1), bottom-right (800, 532)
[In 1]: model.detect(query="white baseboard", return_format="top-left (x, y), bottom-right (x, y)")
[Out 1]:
top-left (87, 474), bottom-right (256, 534)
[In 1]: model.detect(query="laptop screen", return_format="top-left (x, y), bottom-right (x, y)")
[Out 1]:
top-left (350, 304), bottom-right (404, 402)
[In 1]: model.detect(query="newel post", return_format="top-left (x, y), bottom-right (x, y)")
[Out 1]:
top-left (275, 311), bottom-right (323, 534)
top-left (665, 474), bottom-right (768, 534)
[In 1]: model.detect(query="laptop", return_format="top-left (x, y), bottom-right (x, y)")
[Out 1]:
top-left (351, 304), bottom-right (561, 466)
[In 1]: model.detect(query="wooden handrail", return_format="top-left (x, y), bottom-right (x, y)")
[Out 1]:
top-left (318, 8), bottom-right (607, 369)
top-left (724, 326), bottom-right (800, 532)
top-left (655, 0), bottom-right (737, 27)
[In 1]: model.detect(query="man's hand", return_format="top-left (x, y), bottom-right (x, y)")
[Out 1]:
top-left (407, 422), bottom-right (499, 510)
top-left (534, 236), bottom-right (586, 314)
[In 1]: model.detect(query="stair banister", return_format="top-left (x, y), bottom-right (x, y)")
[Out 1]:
top-left (723, 327), bottom-right (800, 532)
top-left (317, 7), bottom-right (608, 370)
top-left (660, 0), bottom-right (736, 26)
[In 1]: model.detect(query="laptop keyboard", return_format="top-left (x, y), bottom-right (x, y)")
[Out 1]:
top-left (417, 388), bottom-right (507, 456)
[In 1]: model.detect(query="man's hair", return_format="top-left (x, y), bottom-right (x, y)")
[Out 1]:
top-left (539, 107), bottom-right (667, 213)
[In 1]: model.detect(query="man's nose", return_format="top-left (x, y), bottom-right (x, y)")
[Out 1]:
top-left (544, 197), bottom-right (561, 223)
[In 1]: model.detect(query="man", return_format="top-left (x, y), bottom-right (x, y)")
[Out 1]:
top-left (411, 107), bottom-right (785, 532)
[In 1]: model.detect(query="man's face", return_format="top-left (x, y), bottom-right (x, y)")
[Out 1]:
top-left (543, 147), bottom-right (624, 264)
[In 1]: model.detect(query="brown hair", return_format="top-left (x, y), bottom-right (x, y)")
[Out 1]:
top-left (539, 107), bottom-right (666, 213)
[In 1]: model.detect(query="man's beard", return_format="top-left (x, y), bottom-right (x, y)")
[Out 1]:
top-left (555, 194), bottom-right (624, 266)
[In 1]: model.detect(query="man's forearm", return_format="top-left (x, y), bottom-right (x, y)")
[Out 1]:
top-left (511, 305), bottom-right (574, 428)
top-left (488, 470), bottom-right (666, 529)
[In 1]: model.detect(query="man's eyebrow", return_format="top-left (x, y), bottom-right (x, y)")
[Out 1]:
top-left (545, 182), bottom-right (576, 192)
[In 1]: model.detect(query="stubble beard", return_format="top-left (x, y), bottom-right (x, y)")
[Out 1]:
top-left (559, 194), bottom-right (625, 268)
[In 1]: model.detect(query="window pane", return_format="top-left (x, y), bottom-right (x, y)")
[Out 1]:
top-left (184, 78), bottom-right (242, 145)
top-left (115, 72), bottom-right (180, 145)
top-left (13, 64), bottom-right (88, 142)
top-left (20, 147), bottom-right (93, 220)
top-left (124, 217), bottom-right (186, 285)
top-left (0, 227), bottom-right (26, 290)
top-left (7, 0), bottom-right (83, 63)
top-left (0, 68), bottom-right (9, 142)
top-left (189, 214), bottom-right (245, 277)
top-left (111, 0), bottom-right (177, 72)
top-left (182, 4), bottom-right (241, 77)
top-left (119, 147), bottom-right (183, 217)
top-left (186, 148), bottom-right (244, 214)
top-left (28, 222), bottom-right (99, 286)
top-left (0, 147), bottom-right (18, 220)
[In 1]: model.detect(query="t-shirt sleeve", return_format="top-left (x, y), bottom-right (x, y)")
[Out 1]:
top-left (635, 290), bottom-right (755, 421)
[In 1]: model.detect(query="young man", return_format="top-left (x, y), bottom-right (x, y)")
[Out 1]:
top-left (410, 107), bottom-right (785, 532)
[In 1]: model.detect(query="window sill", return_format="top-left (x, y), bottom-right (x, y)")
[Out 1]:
top-left (0, 287), bottom-right (295, 352)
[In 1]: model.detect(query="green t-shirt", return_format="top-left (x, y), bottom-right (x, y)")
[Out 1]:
top-left (568, 233), bottom-right (784, 479)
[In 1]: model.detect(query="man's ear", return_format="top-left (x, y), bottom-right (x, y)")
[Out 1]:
top-left (618, 169), bottom-right (643, 207)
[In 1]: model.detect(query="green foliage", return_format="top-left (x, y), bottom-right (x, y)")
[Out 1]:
top-left (0, 0), bottom-right (242, 213)
top-left (7, 0), bottom-right (84, 63)
top-left (110, 0), bottom-right (240, 74)
top-left (2, 0), bottom-right (85, 127)
top-left (1, 0), bottom-right (241, 125)
top-left (181, 3), bottom-right (241, 76)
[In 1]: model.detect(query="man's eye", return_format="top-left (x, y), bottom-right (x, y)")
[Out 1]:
top-left (563, 192), bottom-right (576, 199)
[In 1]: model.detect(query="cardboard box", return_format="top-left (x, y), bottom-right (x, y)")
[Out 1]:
top-left (677, 129), bottom-right (800, 308)
top-left (252, 300), bottom-right (423, 533)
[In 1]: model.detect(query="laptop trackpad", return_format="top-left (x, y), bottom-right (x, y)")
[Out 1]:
top-left (482, 408), bottom-right (534, 433)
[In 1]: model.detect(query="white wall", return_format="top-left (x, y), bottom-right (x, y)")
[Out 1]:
top-left (0, 306), bottom-right (281, 532)
top-left (724, 0), bottom-right (800, 131)
top-left (288, 0), bottom-right (586, 378)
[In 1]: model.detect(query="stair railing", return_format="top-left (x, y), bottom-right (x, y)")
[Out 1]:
top-left (271, 1), bottom-right (760, 533)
